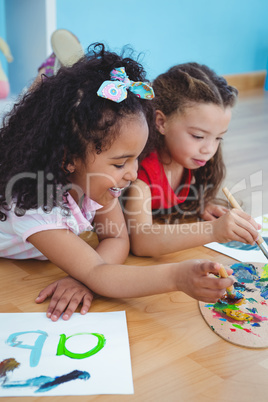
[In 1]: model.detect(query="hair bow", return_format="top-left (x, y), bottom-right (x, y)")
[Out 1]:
top-left (97, 67), bottom-right (154, 103)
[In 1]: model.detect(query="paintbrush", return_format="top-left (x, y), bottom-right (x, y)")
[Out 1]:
top-left (218, 264), bottom-right (244, 301)
top-left (222, 187), bottom-right (268, 260)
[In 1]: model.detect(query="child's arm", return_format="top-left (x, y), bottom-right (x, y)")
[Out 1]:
top-left (93, 200), bottom-right (130, 263)
top-left (124, 179), bottom-right (260, 257)
top-left (28, 229), bottom-right (233, 302)
top-left (35, 200), bottom-right (129, 320)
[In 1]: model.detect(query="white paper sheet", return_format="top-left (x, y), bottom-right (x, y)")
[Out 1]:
top-left (0, 311), bottom-right (134, 397)
top-left (205, 215), bottom-right (268, 263)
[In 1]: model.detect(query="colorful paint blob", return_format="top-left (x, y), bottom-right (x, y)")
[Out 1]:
top-left (199, 262), bottom-right (268, 348)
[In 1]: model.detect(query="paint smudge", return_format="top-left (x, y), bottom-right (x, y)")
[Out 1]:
top-left (220, 238), bottom-right (268, 252)
top-left (213, 301), bottom-right (240, 311)
top-left (231, 323), bottom-right (260, 337)
top-left (234, 282), bottom-right (255, 293)
top-left (0, 358), bottom-right (90, 393)
top-left (257, 284), bottom-right (268, 299)
top-left (220, 293), bottom-right (245, 305)
top-left (247, 298), bottom-right (258, 303)
top-left (260, 264), bottom-right (268, 279)
top-left (213, 301), bottom-right (267, 324)
top-left (0, 358), bottom-right (20, 377)
top-left (246, 307), bottom-right (258, 314)
top-left (204, 304), bottom-right (214, 308)
top-left (231, 263), bottom-right (259, 283)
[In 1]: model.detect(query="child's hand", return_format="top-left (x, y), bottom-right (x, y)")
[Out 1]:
top-left (176, 260), bottom-right (234, 302)
top-left (212, 209), bottom-right (261, 244)
top-left (35, 276), bottom-right (94, 321)
top-left (201, 203), bottom-right (228, 221)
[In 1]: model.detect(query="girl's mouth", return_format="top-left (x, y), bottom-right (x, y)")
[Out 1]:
top-left (108, 186), bottom-right (127, 198)
top-left (193, 159), bottom-right (207, 167)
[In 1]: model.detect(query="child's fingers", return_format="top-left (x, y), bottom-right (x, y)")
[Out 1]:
top-left (202, 210), bottom-right (217, 221)
top-left (231, 227), bottom-right (258, 245)
top-left (196, 287), bottom-right (227, 303)
top-left (234, 209), bottom-right (260, 228)
top-left (198, 261), bottom-right (234, 288)
top-left (45, 286), bottom-right (71, 320)
top-left (62, 293), bottom-right (93, 320)
top-left (47, 293), bottom-right (68, 321)
top-left (198, 261), bottom-right (223, 276)
top-left (49, 290), bottom-right (94, 321)
top-left (35, 283), bottom-right (57, 303)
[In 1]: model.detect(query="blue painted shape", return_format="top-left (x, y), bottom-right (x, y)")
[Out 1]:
top-left (2, 370), bottom-right (90, 393)
top-left (6, 331), bottom-right (48, 367)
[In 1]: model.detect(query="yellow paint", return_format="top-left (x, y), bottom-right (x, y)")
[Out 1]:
top-left (260, 264), bottom-right (268, 279)
top-left (222, 308), bottom-right (253, 321)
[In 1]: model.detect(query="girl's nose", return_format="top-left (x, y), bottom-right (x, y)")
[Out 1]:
top-left (200, 140), bottom-right (216, 155)
top-left (124, 161), bottom-right (138, 182)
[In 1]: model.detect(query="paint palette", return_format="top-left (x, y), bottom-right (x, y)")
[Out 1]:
top-left (199, 262), bottom-right (268, 348)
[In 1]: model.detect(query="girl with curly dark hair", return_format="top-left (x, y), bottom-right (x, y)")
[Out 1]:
top-left (124, 62), bottom-right (260, 257)
top-left (0, 46), bottom-right (237, 320)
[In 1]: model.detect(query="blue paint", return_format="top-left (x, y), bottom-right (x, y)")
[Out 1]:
top-left (221, 238), bottom-right (268, 252)
top-left (254, 282), bottom-right (268, 300)
top-left (6, 331), bottom-right (48, 367)
top-left (260, 285), bottom-right (268, 299)
top-left (230, 263), bottom-right (259, 283)
top-left (2, 369), bottom-right (90, 393)
top-left (246, 307), bottom-right (258, 314)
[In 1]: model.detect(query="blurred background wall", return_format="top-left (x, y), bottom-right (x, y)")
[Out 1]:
top-left (1, 0), bottom-right (268, 95)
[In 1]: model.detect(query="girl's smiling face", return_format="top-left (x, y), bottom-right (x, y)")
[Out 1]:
top-left (157, 102), bottom-right (232, 169)
top-left (68, 113), bottom-right (149, 206)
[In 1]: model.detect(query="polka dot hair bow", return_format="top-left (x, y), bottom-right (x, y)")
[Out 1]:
top-left (97, 67), bottom-right (155, 103)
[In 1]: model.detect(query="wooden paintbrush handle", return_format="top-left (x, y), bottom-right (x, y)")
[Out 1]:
top-left (218, 264), bottom-right (228, 278)
top-left (222, 187), bottom-right (243, 211)
top-left (218, 264), bottom-right (234, 293)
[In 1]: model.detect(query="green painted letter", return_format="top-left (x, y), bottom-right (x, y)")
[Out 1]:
top-left (56, 332), bottom-right (106, 359)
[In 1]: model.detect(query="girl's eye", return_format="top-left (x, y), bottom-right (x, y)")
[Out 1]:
top-left (216, 137), bottom-right (224, 142)
top-left (191, 134), bottom-right (203, 139)
top-left (113, 164), bottom-right (125, 169)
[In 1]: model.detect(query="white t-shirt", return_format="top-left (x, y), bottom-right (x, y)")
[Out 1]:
top-left (0, 194), bottom-right (102, 260)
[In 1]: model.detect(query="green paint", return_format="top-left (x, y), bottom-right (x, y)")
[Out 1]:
top-left (57, 332), bottom-right (106, 359)
top-left (211, 326), bottom-right (215, 331)
top-left (260, 264), bottom-right (268, 280)
top-left (232, 324), bottom-right (244, 330)
top-left (204, 304), bottom-right (214, 309)
top-left (214, 302), bottom-right (239, 311)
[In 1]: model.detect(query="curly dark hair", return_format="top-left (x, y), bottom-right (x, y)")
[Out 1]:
top-left (0, 43), bottom-right (154, 221)
top-left (145, 62), bottom-right (238, 222)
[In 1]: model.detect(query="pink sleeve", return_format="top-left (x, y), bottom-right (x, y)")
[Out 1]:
top-left (10, 207), bottom-right (69, 242)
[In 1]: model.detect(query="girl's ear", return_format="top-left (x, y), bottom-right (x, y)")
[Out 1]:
top-left (155, 110), bottom-right (167, 135)
top-left (65, 163), bottom-right (76, 173)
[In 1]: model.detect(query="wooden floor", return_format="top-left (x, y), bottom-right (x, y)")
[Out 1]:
top-left (0, 89), bottom-right (268, 401)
